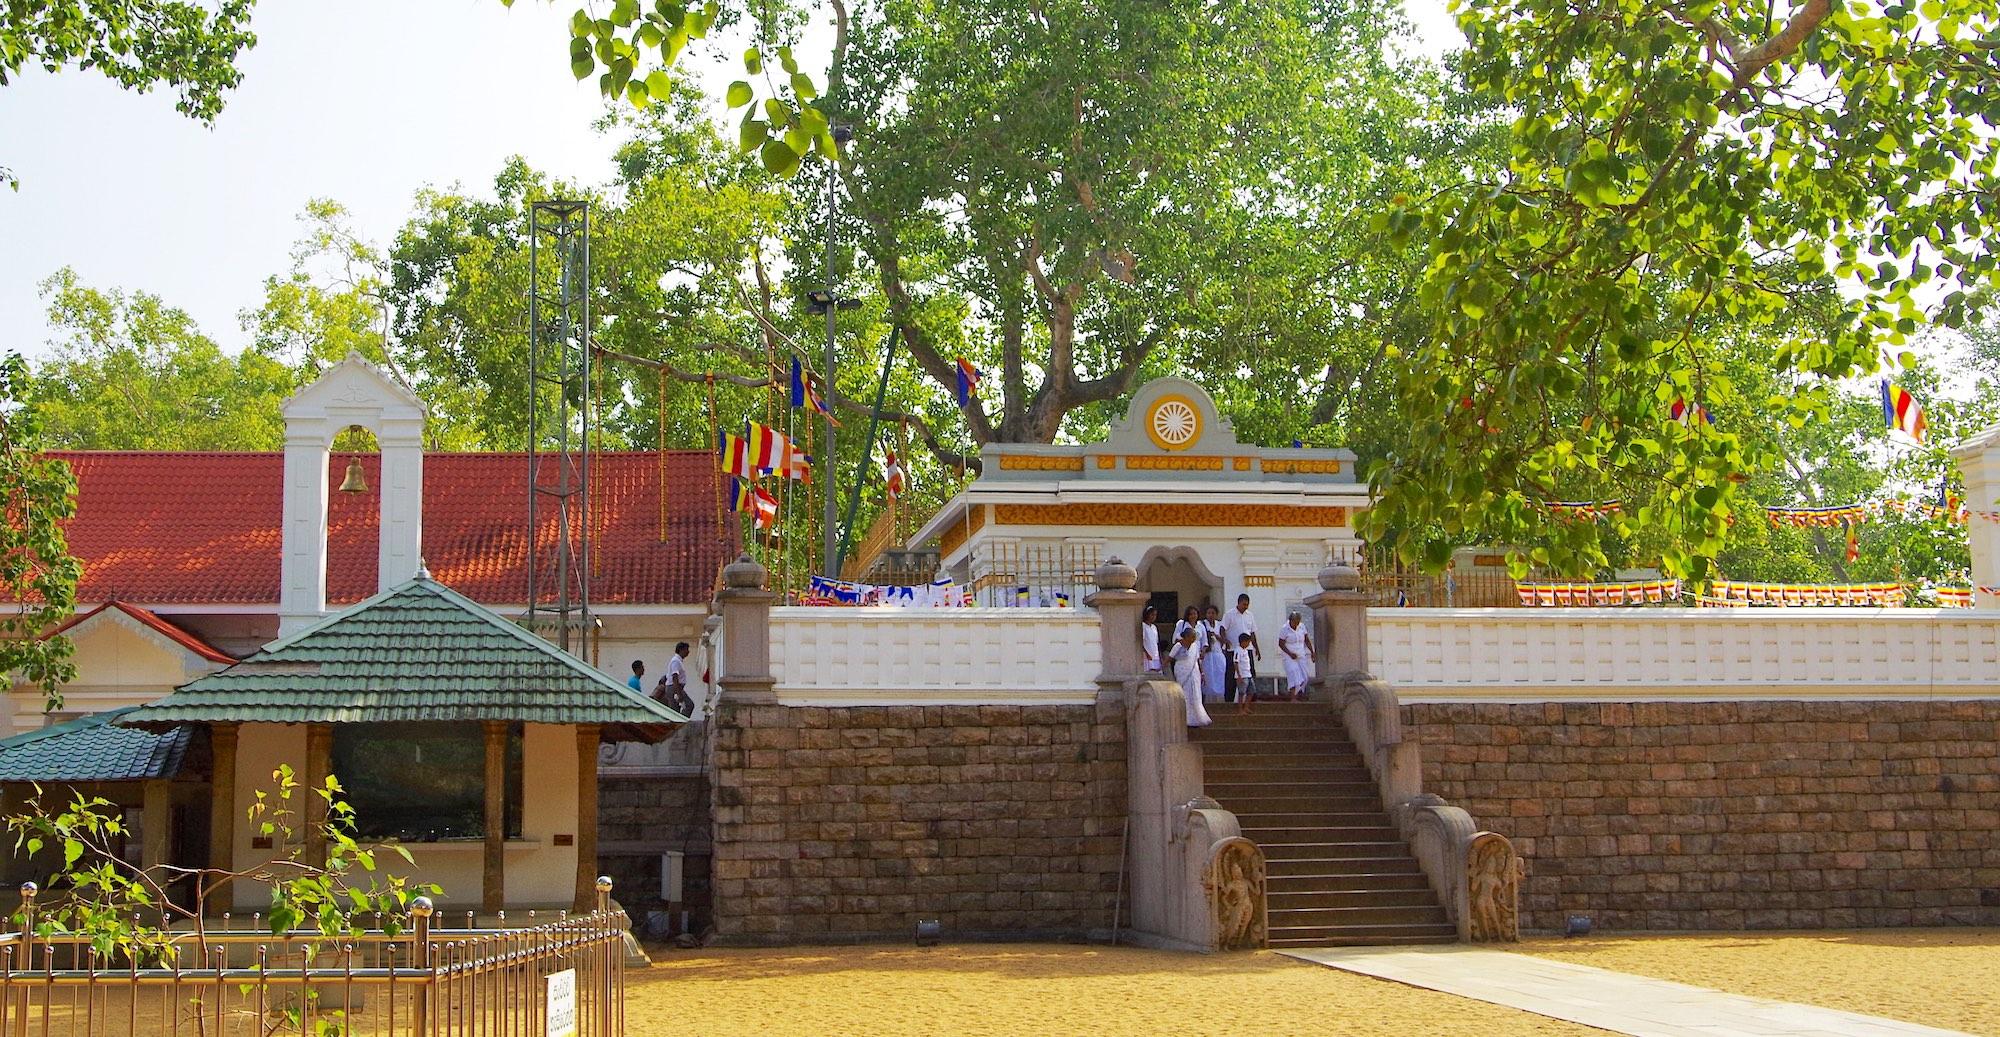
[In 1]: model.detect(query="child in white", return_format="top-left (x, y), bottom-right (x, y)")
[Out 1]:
top-left (1277, 611), bottom-right (1314, 700)
top-left (1232, 633), bottom-right (1256, 715)
top-left (1168, 627), bottom-right (1212, 727)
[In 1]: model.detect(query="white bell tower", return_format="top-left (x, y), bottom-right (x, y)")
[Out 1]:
top-left (276, 352), bottom-right (429, 636)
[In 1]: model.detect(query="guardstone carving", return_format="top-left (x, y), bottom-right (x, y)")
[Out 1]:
top-left (1203, 836), bottom-right (1268, 950)
top-left (1467, 831), bottom-right (1522, 942)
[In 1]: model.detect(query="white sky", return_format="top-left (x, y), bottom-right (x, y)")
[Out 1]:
top-left (0, 0), bottom-right (1461, 361)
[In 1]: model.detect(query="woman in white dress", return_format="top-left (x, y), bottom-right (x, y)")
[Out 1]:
top-left (1277, 611), bottom-right (1315, 700)
top-left (1199, 604), bottom-right (1228, 703)
top-left (1141, 605), bottom-right (1163, 673)
top-left (1168, 627), bottom-right (1212, 727)
top-left (1174, 606), bottom-right (1201, 651)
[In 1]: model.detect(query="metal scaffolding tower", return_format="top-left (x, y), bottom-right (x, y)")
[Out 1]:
top-left (526, 200), bottom-right (593, 656)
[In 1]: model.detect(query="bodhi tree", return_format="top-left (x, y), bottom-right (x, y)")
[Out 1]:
top-left (1364, 0), bottom-right (2000, 579)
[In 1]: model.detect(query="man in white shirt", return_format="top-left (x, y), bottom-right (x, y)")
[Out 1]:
top-left (1220, 594), bottom-right (1259, 703)
top-left (655, 642), bottom-right (694, 717)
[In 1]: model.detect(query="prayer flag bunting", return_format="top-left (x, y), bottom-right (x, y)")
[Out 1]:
top-left (1669, 398), bottom-right (1713, 426)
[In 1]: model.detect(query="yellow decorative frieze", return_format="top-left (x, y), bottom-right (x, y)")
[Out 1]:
top-left (1095, 455), bottom-right (1119, 470)
top-left (991, 503), bottom-right (1349, 528)
top-left (997, 454), bottom-right (1085, 472)
top-left (1124, 455), bottom-right (1226, 472)
top-left (1262, 458), bottom-right (1344, 475)
top-left (1232, 457), bottom-right (1253, 471)
top-left (938, 505), bottom-right (988, 558)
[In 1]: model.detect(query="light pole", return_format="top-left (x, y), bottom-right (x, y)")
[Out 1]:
top-left (815, 125), bottom-right (856, 576)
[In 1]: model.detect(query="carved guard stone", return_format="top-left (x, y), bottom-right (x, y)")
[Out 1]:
top-left (1466, 831), bottom-right (1522, 942)
top-left (1202, 836), bottom-right (1268, 950)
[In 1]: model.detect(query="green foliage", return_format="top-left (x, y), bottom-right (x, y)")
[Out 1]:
top-left (30, 268), bottom-right (296, 450)
top-left (0, 0), bottom-right (260, 188)
top-left (5, 765), bottom-right (438, 963)
top-left (1363, 0), bottom-right (2000, 580)
top-left (0, 353), bottom-right (81, 711)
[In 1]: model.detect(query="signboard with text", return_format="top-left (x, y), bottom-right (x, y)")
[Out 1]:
top-left (546, 968), bottom-right (577, 1037)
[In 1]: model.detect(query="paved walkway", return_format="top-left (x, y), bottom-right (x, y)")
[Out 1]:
top-left (1281, 946), bottom-right (1978, 1037)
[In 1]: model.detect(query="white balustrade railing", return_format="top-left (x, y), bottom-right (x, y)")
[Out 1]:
top-left (768, 607), bottom-right (1103, 705)
top-left (1368, 607), bottom-right (2000, 701)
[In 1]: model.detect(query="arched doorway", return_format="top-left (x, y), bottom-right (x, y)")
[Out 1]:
top-left (1136, 547), bottom-right (1223, 657)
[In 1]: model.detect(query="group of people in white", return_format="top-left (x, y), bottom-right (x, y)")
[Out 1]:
top-left (1140, 594), bottom-right (1315, 727)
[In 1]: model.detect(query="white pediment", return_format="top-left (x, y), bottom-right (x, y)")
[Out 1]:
top-left (281, 351), bottom-right (428, 428)
top-left (1099, 377), bottom-right (1243, 455)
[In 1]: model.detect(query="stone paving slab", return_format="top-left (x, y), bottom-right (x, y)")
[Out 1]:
top-left (1281, 946), bottom-right (1977, 1037)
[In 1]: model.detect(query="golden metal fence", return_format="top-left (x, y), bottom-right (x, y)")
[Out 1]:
top-left (0, 881), bottom-right (628, 1036)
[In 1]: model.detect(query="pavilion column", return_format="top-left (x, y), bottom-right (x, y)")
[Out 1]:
top-left (303, 723), bottom-right (332, 868)
top-left (573, 724), bottom-right (601, 913)
top-left (482, 722), bottom-right (506, 915)
top-left (206, 723), bottom-right (238, 916)
top-left (140, 779), bottom-right (171, 872)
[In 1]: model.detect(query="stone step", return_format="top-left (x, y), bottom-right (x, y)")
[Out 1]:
top-left (1268, 925), bottom-right (1459, 947)
top-left (1239, 824), bottom-right (1403, 845)
top-left (1230, 811), bottom-right (1397, 829)
top-left (1258, 840), bottom-right (1411, 862)
top-left (1269, 888), bottom-right (1439, 909)
top-left (1205, 778), bottom-right (1381, 796)
top-left (1205, 790), bottom-right (1384, 813)
top-left (1198, 741), bottom-right (1362, 758)
top-left (1265, 857), bottom-right (1426, 879)
top-left (1269, 903), bottom-right (1452, 927)
top-left (1266, 871), bottom-right (1432, 893)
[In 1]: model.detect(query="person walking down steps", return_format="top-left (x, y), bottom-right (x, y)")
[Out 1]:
top-left (1232, 632), bottom-right (1257, 715)
top-left (1278, 611), bottom-right (1315, 701)
top-left (1168, 626), bottom-right (1212, 728)
top-left (1200, 604), bottom-right (1227, 704)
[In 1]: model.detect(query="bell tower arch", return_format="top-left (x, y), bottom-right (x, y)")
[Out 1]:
top-left (276, 352), bottom-right (429, 636)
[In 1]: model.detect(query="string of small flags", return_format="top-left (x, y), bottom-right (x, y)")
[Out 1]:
top-left (1707, 580), bottom-right (1907, 607)
top-left (1514, 580), bottom-right (1681, 607)
top-left (1539, 500), bottom-right (1624, 521)
top-left (1535, 497), bottom-right (1991, 527)
top-left (803, 575), bottom-right (975, 608)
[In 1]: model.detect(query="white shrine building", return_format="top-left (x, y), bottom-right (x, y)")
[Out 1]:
top-left (913, 377), bottom-right (1369, 623)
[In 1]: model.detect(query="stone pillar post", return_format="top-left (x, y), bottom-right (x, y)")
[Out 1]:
top-left (140, 779), bottom-right (171, 872)
top-left (574, 723), bottom-right (602, 913)
top-left (1951, 425), bottom-right (2000, 608)
top-left (1084, 557), bottom-right (1146, 688)
top-left (303, 723), bottom-right (332, 868)
top-left (481, 721), bottom-right (507, 914)
top-left (1303, 563), bottom-right (1368, 680)
top-left (206, 723), bottom-right (238, 915)
top-left (715, 555), bottom-right (778, 704)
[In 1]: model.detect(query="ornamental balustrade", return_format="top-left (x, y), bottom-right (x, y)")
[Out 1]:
top-left (766, 606), bottom-right (1101, 706)
top-left (1369, 607), bottom-right (2000, 699)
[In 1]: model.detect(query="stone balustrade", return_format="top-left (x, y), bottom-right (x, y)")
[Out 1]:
top-left (767, 607), bottom-right (1102, 706)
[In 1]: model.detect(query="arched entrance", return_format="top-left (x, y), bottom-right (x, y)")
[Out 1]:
top-left (1136, 547), bottom-right (1223, 655)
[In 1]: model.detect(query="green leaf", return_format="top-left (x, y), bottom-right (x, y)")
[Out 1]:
top-left (739, 118), bottom-right (770, 152)
top-left (743, 48), bottom-right (762, 74)
top-left (759, 139), bottom-right (801, 177)
top-left (725, 81), bottom-right (752, 108)
top-left (62, 838), bottom-right (81, 868)
top-left (645, 70), bottom-right (672, 99)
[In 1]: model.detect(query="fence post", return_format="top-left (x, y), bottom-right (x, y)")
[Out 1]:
top-left (410, 895), bottom-right (433, 1036)
top-left (1084, 558), bottom-right (1145, 689)
top-left (13, 883), bottom-right (33, 1037)
top-left (595, 876), bottom-right (615, 1037)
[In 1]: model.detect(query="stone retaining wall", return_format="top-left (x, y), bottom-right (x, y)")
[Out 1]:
top-left (599, 774), bottom-right (713, 932)
top-left (708, 699), bottom-right (1127, 942)
top-left (1405, 700), bottom-right (2000, 932)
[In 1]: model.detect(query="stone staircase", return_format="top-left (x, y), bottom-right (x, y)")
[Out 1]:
top-left (1195, 702), bottom-right (1457, 947)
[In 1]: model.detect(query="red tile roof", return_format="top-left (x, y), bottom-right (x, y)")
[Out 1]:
top-left (46, 601), bottom-right (237, 663)
top-left (51, 452), bottom-right (736, 607)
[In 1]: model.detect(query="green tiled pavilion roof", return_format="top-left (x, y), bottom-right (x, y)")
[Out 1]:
top-left (122, 577), bottom-right (684, 740)
top-left (0, 708), bottom-right (193, 783)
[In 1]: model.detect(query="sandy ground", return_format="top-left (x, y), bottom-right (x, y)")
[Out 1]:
top-left (1519, 928), bottom-right (2000, 1037)
top-left (629, 943), bottom-right (1605, 1037)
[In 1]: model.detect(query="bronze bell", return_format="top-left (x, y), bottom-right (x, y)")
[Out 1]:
top-left (337, 457), bottom-right (369, 494)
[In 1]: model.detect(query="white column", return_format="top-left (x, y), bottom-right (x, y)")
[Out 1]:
top-left (1953, 425), bottom-right (2000, 608)
top-left (1237, 537), bottom-right (1282, 631)
top-left (278, 422), bottom-right (331, 636)
top-left (377, 415), bottom-right (426, 591)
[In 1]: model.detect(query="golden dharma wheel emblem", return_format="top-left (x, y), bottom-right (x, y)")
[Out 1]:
top-left (1146, 394), bottom-right (1202, 451)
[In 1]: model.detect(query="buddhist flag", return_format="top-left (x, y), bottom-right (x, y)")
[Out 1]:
top-left (1670, 398), bottom-right (1712, 426)
top-left (791, 357), bottom-right (839, 426)
top-left (1880, 380), bottom-right (1928, 445)
top-left (751, 486), bottom-right (779, 530)
top-left (955, 358), bottom-right (983, 405)
top-left (726, 477), bottom-right (753, 513)
top-left (718, 432), bottom-right (757, 480)
top-left (883, 449), bottom-right (906, 500)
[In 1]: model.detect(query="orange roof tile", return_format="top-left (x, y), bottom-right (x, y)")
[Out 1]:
top-left (52, 452), bottom-right (736, 607)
